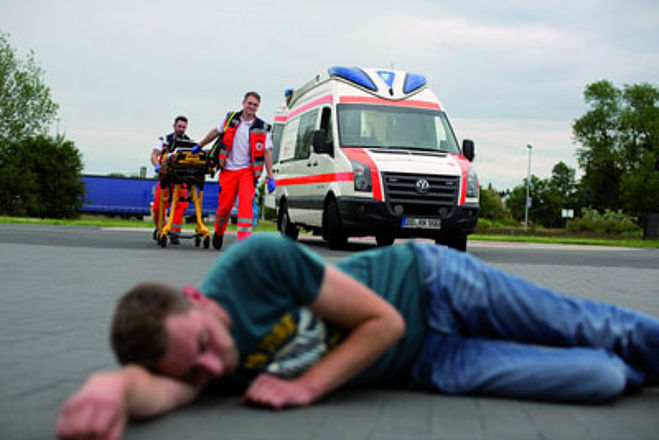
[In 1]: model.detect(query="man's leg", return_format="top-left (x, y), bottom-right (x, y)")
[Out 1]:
top-left (153, 183), bottom-right (172, 228)
top-left (170, 186), bottom-right (189, 244)
top-left (411, 332), bottom-right (644, 402)
top-left (151, 183), bottom-right (163, 240)
top-left (235, 169), bottom-right (256, 241)
top-left (415, 243), bottom-right (659, 376)
top-left (213, 170), bottom-right (239, 250)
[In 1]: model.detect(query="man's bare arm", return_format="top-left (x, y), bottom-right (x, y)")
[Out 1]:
top-left (150, 150), bottom-right (161, 167)
top-left (196, 127), bottom-right (220, 148)
top-left (243, 265), bottom-right (405, 408)
top-left (57, 365), bottom-right (198, 439)
top-left (264, 148), bottom-right (274, 179)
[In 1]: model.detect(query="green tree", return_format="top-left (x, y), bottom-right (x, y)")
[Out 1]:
top-left (478, 184), bottom-right (512, 221)
top-left (573, 80), bottom-right (659, 218)
top-left (573, 80), bottom-right (623, 210)
top-left (0, 135), bottom-right (84, 218)
top-left (0, 32), bottom-right (58, 143)
top-left (505, 175), bottom-right (542, 224)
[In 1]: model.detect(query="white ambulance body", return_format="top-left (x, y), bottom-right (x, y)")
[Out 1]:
top-left (271, 66), bottom-right (479, 250)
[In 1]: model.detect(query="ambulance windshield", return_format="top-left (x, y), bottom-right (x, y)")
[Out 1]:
top-left (337, 104), bottom-right (460, 153)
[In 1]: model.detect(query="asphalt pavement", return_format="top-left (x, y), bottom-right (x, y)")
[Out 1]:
top-left (1, 224), bottom-right (658, 440)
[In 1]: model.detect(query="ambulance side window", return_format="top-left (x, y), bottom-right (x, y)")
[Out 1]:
top-left (294, 109), bottom-right (318, 160)
top-left (278, 118), bottom-right (300, 162)
top-left (271, 123), bottom-right (284, 163)
top-left (320, 107), bottom-right (333, 148)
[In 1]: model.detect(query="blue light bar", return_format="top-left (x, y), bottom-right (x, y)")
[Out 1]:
top-left (328, 66), bottom-right (377, 91)
top-left (403, 73), bottom-right (427, 93)
top-left (377, 70), bottom-right (395, 88)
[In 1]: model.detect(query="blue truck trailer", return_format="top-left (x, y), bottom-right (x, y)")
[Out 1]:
top-left (79, 175), bottom-right (257, 223)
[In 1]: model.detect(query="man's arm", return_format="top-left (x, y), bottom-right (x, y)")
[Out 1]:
top-left (197, 127), bottom-right (220, 148)
top-left (264, 148), bottom-right (274, 179)
top-left (57, 365), bottom-right (199, 439)
top-left (150, 149), bottom-right (161, 167)
top-left (242, 265), bottom-right (405, 409)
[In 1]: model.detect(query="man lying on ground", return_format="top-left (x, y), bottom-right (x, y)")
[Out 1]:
top-left (57, 234), bottom-right (659, 440)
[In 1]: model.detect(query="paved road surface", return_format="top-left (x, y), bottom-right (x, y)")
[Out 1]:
top-left (1, 224), bottom-right (658, 440)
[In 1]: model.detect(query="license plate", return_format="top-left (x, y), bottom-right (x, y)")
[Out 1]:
top-left (402, 217), bottom-right (442, 229)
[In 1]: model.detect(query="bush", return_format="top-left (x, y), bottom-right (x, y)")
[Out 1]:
top-left (567, 208), bottom-right (641, 234)
top-left (479, 186), bottom-right (513, 221)
top-left (0, 135), bottom-right (84, 218)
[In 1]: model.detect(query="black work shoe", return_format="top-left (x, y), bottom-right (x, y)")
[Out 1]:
top-left (212, 232), bottom-right (223, 250)
top-left (170, 235), bottom-right (180, 245)
top-left (152, 227), bottom-right (158, 241)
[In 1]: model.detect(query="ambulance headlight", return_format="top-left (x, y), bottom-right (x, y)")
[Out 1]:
top-left (466, 168), bottom-right (479, 198)
top-left (351, 160), bottom-right (372, 192)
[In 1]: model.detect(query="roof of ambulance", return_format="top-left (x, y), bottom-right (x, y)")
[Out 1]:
top-left (284, 66), bottom-right (444, 112)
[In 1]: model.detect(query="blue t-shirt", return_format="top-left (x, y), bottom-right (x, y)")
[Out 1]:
top-left (201, 234), bottom-right (426, 387)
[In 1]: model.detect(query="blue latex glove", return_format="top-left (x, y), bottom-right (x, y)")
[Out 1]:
top-left (191, 144), bottom-right (201, 154)
top-left (267, 177), bottom-right (276, 194)
top-left (154, 165), bottom-right (161, 174)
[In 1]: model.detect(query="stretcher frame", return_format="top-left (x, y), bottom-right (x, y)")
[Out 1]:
top-left (155, 140), bottom-right (214, 248)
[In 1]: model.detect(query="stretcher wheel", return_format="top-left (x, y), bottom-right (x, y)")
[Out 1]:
top-left (159, 235), bottom-right (167, 248)
top-left (195, 236), bottom-right (201, 247)
top-left (203, 236), bottom-right (210, 249)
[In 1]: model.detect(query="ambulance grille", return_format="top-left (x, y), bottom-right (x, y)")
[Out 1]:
top-left (382, 173), bottom-right (460, 216)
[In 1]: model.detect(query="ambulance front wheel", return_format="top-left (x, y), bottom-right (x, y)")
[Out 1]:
top-left (324, 199), bottom-right (347, 250)
top-left (435, 233), bottom-right (467, 252)
top-left (375, 233), bottom-right (395, 247)
top-left (278, 201), bottom-right (299, 240)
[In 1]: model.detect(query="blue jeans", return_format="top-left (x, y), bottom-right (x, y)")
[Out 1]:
top-left (410, 244), bottom-right (658, 403)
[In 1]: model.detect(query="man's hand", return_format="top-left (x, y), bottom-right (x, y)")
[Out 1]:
top-left (266, 177), bottom-right (276, 194)
top-left (242, 373), bottom-right (316, 410)
top-left (57, 372), bottom-right (127, 440)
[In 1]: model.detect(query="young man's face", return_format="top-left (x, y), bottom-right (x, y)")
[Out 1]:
top-left (156, 305), bottom-right (238, 387)
top-left (173, 120), bottom-right (188, 136)
top-left (242, 96), bottom-right (260, 120)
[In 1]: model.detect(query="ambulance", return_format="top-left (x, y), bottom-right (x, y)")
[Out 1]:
top-left (270, 66), bottom-right (479, 250)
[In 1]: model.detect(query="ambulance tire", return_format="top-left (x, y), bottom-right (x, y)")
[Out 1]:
top-left (435, 233), bottom-right (467, 252)
top-left (324, 199), bottom-right (347, 250)
top-left (278, 201), bottom-right (299, 240)
top-left (375, 233), bottom-right (395, 247)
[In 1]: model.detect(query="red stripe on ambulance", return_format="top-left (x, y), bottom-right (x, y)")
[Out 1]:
top-left (451, 154), bottom-right (472, 206)
top-left (275, 172), bottom-right (353, 186)
top-left (342, 148), bottom-right (384, 201)
top-left (339, 96), bottom-right (441, 110)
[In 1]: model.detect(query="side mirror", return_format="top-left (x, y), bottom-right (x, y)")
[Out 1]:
top-left (462, 139), bottom-right (475, 162)
top-left (312, 129), bottom-right (333, 156)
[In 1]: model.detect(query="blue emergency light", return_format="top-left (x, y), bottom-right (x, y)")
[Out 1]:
top-left (328, 66), bottom-right (377, 91)
top-left (377, 70), bottom-right (395, 88)
top-left (403, 73), bottom-right (427, 93)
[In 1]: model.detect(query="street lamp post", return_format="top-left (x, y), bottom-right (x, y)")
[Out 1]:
top-left (524, 144), bottom-right (533, 232)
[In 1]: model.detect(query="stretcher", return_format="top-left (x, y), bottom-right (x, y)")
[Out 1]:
top-left (155, 139), bottom-right (215, 248)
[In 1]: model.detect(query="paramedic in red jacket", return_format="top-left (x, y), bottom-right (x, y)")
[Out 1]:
top-left (195, 92), bottom-right (275, 250)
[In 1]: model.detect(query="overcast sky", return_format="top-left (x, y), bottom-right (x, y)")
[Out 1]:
top-left (2, 0), bottom-right (658, 189)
